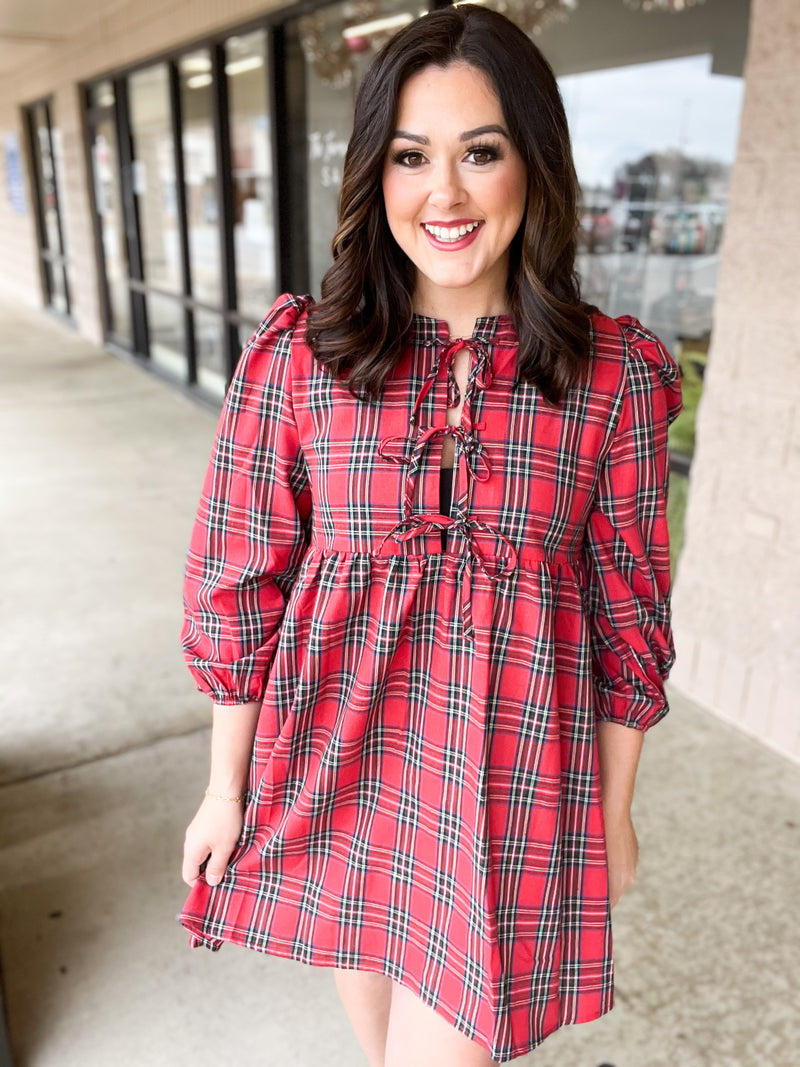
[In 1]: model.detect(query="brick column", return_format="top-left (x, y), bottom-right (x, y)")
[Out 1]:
top-left (670, 0), bottom-right (800, 761)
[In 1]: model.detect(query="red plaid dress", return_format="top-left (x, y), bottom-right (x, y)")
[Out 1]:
top-left (179, 292), bottom-right (682, 1062)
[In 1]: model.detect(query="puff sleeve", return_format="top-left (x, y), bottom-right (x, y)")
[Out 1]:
top-left (578, 317), bottom-right (683, 730)
top-left (180, 293), bottom-right (313, 705)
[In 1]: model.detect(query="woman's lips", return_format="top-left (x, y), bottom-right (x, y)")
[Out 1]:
top-left (421, 220), bottom-right (483, 251)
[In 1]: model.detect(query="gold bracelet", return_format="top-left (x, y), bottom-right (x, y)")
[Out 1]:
top-left (205, 788), bottom-right (243, 803)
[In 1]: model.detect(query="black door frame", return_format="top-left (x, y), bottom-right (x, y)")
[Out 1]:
top-left (22, 97), bottom-right (73, 319)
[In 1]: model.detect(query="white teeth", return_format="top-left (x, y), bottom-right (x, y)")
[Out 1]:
top-left (424, 221), bottom-right (480, 242)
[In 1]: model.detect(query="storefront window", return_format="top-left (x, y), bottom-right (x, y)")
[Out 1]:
top-left (35, 109), bottom-right (62, 264)
top-left (146, 291), bottom-right (185, 376)
top-left (48, 257), bottom-right (69, 315)
top-left (560, 53), bottom-right (744, 359)
top-left (226, 30), bottom-right (275, 319)
top-left (89, 95), bottom-right (132, 344)
top-left (25, 99), bottom-right (71, 316)
top-left (129, 65), bottom-right (182, 294)
top-left (179, 50), bottom-right (223, 307)
top-left (544, 0), bottom-right (749, 568)
top-left (194, 307), bottom-right (226, 397)
top-left (286, 0), bottom-right (426, 296)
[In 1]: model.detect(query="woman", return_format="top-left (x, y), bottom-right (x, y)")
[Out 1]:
top-left (179, 6), bottom-right (682, 1065)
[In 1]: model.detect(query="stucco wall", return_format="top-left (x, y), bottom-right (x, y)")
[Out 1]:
top-left (670, 0), bottom-right (800, 762)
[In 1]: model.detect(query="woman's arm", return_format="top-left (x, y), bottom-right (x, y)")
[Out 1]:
top-left (181, 294), bottom-right (313, 707)
top-left (596, 720), bottom-right (644, 908)
top-left (207, 700), bottom-right (262, 796)
top-left (179, 297), bottom-right (312, 891)
top-left (182, 701), bottom-right (262, 887)
top-left (579, 322), bottom-right (682, 908)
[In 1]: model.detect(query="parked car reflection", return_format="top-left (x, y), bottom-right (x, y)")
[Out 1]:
top-left (649, 203), bottom-right (725, 255)
top-left (578, 204), bottom-right (616, 253)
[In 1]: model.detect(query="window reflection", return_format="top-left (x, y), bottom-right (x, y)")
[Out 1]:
top-left (89, 81), bottom-right (115, 109)
top-left (49, 125), bottom-right (69, 260)
top-left (129, 65), bottom-right (182, 293)
top-left (146, 291), bottom-right (185, 378)
top-left (34, 107), bottom-right (61, 257)
top-left (194, 308), bottom-right (226, 398)
top-left (90, 114), bottom-right (131, 343)
top-left (286, 0), bottom-right (426, 296)
top-left (49, 261), bottom-right (68, 316)
top-left (28, 100), bottom-right (70, 315)
top-left (179, 50), bottom-right (222, 307)
top-left (227, 30), bottom-right (275, 319)
top-left (560, 53), bottom-right (744, 356)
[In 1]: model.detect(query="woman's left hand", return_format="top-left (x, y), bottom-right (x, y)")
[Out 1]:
top-left (603, 809), bottom-right (639, 909)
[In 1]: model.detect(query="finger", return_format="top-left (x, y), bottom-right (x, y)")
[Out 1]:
top-left (182, 841), bottom-right (210, 886)
top-left (205, 845), bottom-right (231, 886)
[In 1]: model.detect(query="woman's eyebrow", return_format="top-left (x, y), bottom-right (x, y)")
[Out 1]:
top-left (391, 131), bottom-right (429, 144)
top-left (460, 124), bottom-right (509, 141)
top-left (390, 124), bottom-right (509, 144)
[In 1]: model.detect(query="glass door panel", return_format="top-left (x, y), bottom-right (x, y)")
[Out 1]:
top-left (146, 291), bottom-right (185, 378)
top-left (195, 308), bottom-right (226, 398)
top-left (26, 100), bottom-right (71, 315)
top-left (179, 50), bottom-right (222, 307)
top-left (89, 104), bottom-right (132, 344)
top-left (129, 64), bottom-right (186, 377)
top-left (128, 64), bottom-right (182, 293)
top-left (34, 107), bottom-right (62, 260)
top-left (226, 29), bottom-right (275, 318)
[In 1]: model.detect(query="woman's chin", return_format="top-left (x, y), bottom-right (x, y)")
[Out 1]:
top-left (414, 267), bottom-right (488, 295)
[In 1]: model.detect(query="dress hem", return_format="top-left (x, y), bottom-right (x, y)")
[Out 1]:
top-left (177, 909), bottom-right (615, 1063)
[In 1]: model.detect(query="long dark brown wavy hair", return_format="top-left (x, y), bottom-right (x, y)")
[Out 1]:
top-left (305, 4), bottom-right (596, 406)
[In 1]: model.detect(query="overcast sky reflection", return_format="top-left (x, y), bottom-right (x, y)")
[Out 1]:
top-left (558, 53), bottom-right (745, 188)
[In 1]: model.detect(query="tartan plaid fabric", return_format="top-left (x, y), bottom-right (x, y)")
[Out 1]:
top-left (179, 292), bottom-right (682, 1062)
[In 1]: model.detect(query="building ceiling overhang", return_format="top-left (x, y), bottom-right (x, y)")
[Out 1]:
top-left (0, 0), bottom-right (128, 72)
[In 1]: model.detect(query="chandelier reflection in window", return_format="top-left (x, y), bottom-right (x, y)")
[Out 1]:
top-left (299, 0), bottom-right (703, 88)
top-left (455, 0), bottom-right (578, 37)
top-left (299, 0), bottom-right (580, 87)
top-left (623, 0), bottom-right (705, 9)
top-left (298, 3), bottom-right (421, 89)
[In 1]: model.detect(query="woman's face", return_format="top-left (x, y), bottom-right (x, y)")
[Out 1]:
top-left (382, 62), bottom-right (528, 310)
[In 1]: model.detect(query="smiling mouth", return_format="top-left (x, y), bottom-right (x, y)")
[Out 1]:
top-left (422, 221), bottom-right (483, 243)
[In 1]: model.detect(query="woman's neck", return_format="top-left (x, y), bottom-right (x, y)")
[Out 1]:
top-left (412, 280), bottom-right (510, 341)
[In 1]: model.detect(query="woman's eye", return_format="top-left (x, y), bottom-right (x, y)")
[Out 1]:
top-left (466, 145), bottom-right (500, 165)
top-left (393, 150), bottom-right (426, 167)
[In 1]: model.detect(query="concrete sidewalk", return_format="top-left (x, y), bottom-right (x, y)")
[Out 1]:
top-left (1, 301), bottom-right (216, 785)
top-left (1, 304), bottom-right (799, 1066)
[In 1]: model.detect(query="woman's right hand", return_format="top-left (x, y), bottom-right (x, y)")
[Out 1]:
top-left (182, 794), bottom-right (245, 887)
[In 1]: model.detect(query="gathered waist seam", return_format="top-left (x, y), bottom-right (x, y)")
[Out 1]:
top-left (305, 541), bottom-right (579, 571)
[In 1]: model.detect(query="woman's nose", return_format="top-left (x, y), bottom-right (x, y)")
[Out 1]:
top-left (427, 163), bottom-right (466, 210)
